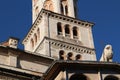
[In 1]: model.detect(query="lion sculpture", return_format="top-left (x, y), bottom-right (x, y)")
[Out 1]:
top-left (100, 44), bottom-right (113, 62)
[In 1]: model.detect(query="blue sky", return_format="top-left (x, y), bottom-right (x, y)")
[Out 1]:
top-left (0, 0), bottom-right (120, 63)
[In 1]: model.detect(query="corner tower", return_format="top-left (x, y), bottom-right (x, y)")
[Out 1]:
top-left (23, 0), bottom-right (96, 61)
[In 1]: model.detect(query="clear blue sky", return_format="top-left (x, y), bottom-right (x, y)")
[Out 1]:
top-left (0, 0), bottom-right (120, 63)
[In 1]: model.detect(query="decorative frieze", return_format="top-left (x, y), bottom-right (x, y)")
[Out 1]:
top-left (42, 9), bottom-right (94, 27)
top-left (49, 40), bottom-right (95, 54)
top-left (35, 37), bottom-right (95, 55)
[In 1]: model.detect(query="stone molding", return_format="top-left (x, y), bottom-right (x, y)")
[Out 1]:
top-left (35, 37), bottom-right (95, 55)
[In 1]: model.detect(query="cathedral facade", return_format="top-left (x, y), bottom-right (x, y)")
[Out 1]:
top-left (0, 0), bottom-right (120, 80)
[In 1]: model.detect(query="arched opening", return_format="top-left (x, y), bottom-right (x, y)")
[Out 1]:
top-left (49, 3), bottom-right (54, 11)
top-left (69, 74), bottom-right (89, 80)
top-left (31, 39), bottom-right (34, 48)
top-left (44, 0), bottom-right (54, 11)
top-left (104, 75), bottom-right (119, 80)
top-left (65, 5), bottom-right (68, 16)
top-left (37, 28), bottom-right (40, 40)
top-left (34, 33), bottom-right (37, 44)
top-left (76, 54), bottom-right (81, 60)
top-left (44, 5), bottom-right (48, 10)
top-left (59, 50), bottom-right (65, 60)
top-left (61, 4), bottom-right (64, 15)
top-left (61, 0), bottom-right (68, 16)
top-left (65, 24), bottom-right (70, 37)
top-left (73, 27), bottom-right (78, 39)
top-left (57, 22), bottom-right (62, 35)
top-left (35, 6), bottom-right (39, 17)
top-left (67, 52), bottom-right (73, 60)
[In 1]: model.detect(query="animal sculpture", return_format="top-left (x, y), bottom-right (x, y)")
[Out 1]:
top-left (100, 45), bottom-right (113, 62)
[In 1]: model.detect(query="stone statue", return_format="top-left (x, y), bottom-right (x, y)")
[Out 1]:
top-left (100, 44), bottom-right (113, 62)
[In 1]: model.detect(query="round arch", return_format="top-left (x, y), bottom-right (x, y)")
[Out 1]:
top-left (59, 50), bottom-right (65, 60)
top-left (69, 74), bottom-right (89, 80)
top-left (104, 75), bottom-right (119, 80)
top-left (57, 22), bottom-right (62, 35)
top-left (44, 0), bottom-right (54, 11)
top-left (75, 54), bottom-right (81, 60)
top-left (67, 52), bottom-right (73, 60)
top-left (65, 24), bottom-right (70, 37)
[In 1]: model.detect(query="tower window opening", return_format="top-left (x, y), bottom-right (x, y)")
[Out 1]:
top-left (35, 6), bottom-right (39, 17)
top-left (34, 33), bottom-right (37, 44)
top-left (31, 39), bottom-right (34, 48)
top-left (44, 0), bottom-right (54, 11)
top-left (65, 5), bottom-right (68, 16)
top-left (67, 52), bottom-right (73, 60)
top-left (65, 25), bottom-right (70, 37)
top-left (76, 54), bottom-right (81, 60)
top-left (104, 75), bottom-right (119, 80)
top-left (49, 3), bottom-right (54, 11)
top-left (61, 0), bottom-right (68, 15)
top-left (37, 28), bottom-right (40, 40)
top-left (61, 4), bottom-right (64, 15)
top-left (57, 22), bottom-right (62, 35)
top-left (73, 27), bottom-right (78, 39)
top-left (59, 50), bottom-right (65, 60)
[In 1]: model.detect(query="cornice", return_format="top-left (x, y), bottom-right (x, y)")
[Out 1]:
top-left (41, 61), bottom-right (120, 80)
top-left (35, 37), bottom-right (95, 55)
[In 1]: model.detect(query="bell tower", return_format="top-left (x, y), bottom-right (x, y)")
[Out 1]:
top-left (23, 0), bottom-right (96, 61)
top-left (32, 0), bottom-right (76, 23)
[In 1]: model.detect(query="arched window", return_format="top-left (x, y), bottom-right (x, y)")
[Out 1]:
top-left (70, 74), bottom-right (89, 80)
top-left (65, 24), bottom-right (70, 37)
top-left (34, 33), bottom-right (37, 44)
top-left (104, 75), bottom-right (119, 80)
top-left (57, 22), bottom-right (62, 35)
top-left (37, 28), bottom-right (40, 40)
top-left (31, 39), bottom-right (34, 48)
top-left (67, 52), bottom-right (73, 60)
top-left (73, 27), bottom-right (78, 39)
top-left (44, 5), bottom-right (48, 10)
top-left (65, 5), bottom-right (68, 16)
top-left (61, 0), bottom-right (68, 16)
top-left (35, 6), bottom-right (39, 17)
top-left (49, 3), bottom-right (54, 11)
top-left (59, 50), bottom-right (65, 60)
top-left (76, 54), bottom-right (81, 60)
top-left (44, 0), bottom-right (54, 11)
top-left (61, 4), bottom-right (64, 15)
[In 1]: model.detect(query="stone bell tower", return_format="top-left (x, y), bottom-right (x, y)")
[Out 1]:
top-left (32, 0), bottom-right (76, 23)
top-left (23, 0), bottom-right (96, 61)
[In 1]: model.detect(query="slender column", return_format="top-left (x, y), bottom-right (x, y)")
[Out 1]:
top-left (62, 24), bottom-right (65, 37)
top-left (70, 27), bottom-right (73, 39)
